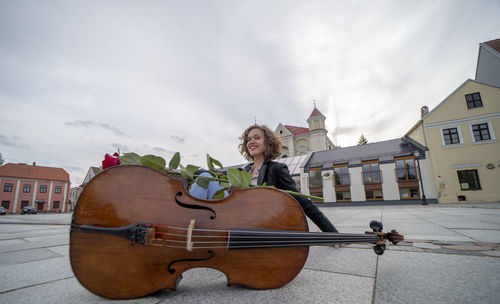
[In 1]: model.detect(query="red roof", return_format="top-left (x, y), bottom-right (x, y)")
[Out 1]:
top-left (484, 38), bottom-right (500, 53)
top-left (284, 125), bottom-right (309, 135)
top-left (0, 163), bottom-right (70, 182)
top-left (308, 107), bottom-right (325, 119)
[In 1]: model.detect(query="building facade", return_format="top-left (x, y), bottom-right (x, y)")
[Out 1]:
top-left (275, 106), bottom-right (336, 158)
top-left (69, 166), bottom-right (102, 210)
top-left (406, 79), bottom-right (500, 203)
top-left (0, 163), bottom-right (70, 214)
top-left (299, 138), bottom-right (437, 204)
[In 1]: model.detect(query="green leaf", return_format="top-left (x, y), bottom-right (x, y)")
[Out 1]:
top-left (195, 177), bottom-right (210, 189)
top-left (169, 152), bottom-right (181, 170)
top-left (211, 156), bottom-right (223, 169)
top-left (179, 165), bottom-right (193, 179)
top-left (227, 168), bottom-right (242, 187)
top-left (240, 170), bottom-right (251, 188)
top-left (186, 165), bottom-right (200, 175)
top-left (212, 188), bottom-right (227, 200)
top-left (219, 182), bottom-right (231, 188)
top-left (206, 154), bottom-right (224, 171)
top-left (119, 152), bottom-right (141, 165)
top-left (140, 155), bottom-right (166, 171)
top-left (206, 154), bottom-right (215, 171)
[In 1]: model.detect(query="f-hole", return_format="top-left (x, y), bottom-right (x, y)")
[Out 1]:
top-left (175, 192), bottom-right (217, 220)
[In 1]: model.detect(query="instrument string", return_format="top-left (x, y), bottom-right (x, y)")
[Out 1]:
top-left (147, 238), bottom-right (378, 250)
top-left (151, 224), bottom-right (380, 239)
top-left (152, 235), bottom-right (377, 248)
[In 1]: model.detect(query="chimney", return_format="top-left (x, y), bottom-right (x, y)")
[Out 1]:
top-left (33, 162), bottom-right (36, 166)
top-left (421, 106), bottom-right (429, 118)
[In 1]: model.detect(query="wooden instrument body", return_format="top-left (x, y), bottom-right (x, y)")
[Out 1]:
top-left (70, 165), bottom-right (309, 299)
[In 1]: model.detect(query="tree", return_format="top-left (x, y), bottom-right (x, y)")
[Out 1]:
top-left (0, 153), bottom-right (4, 165)
top-left (357, 134), bottom-right (368, 145)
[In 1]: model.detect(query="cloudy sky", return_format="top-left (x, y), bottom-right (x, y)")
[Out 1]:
top-left (1, 0), bottom-right (499, 185)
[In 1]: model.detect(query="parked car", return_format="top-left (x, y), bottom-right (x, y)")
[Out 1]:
top-left (0, 206), bottom-right (5, 215)
top-left (21, 206), bottom-right (37, 215)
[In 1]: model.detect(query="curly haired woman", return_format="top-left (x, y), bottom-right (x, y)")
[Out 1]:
top-left (239, 125), bottom-right (338, 233)
top-left (190, 124), bottom-right (338, 233)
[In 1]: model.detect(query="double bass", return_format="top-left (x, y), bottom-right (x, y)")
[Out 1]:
top-left (70, 165), bottom-right (403, 299)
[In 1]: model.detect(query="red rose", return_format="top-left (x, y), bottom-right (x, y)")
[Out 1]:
top-left (102, 153), bottom-right (121, 169)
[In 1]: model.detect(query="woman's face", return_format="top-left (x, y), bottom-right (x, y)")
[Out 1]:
top-left (246, 128), bottom-right (266, 159)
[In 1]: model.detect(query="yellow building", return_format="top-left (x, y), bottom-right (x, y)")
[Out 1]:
top-left (406, 79), bottom-right (500, 203)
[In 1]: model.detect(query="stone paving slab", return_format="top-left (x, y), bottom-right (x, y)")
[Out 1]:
top-left (0, 226), bottom-right (68, 240)
top-left (0, 248), bottom-right (62, 266)
top-left (0, 256), bottom-right (73, 293)
top-left (454, 229), bottom-right (500, 243)
top-left (0, 203), bottom-right (500, 303)
top-left (0, 237), bottom-right (69, 253)
top-left (305, 246), bottom-right (377, 277)
top-left (46, 245), bottom-right (69, 256)
top-left (167, 268), bottom-right (374, 304)
top-left (0, 277), bottom-right (160, 304)
top-left (375, 250), bottom-right (500, 304)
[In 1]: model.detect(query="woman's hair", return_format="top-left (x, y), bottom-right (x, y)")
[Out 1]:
top-left (239, 125), bottom-right (282, 161)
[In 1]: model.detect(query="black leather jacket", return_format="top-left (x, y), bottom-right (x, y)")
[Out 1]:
top-left (243, 160), bottom-right (338, 232)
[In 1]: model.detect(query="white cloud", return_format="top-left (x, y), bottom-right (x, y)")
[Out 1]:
top-left (1, 0), bottom-right (499, 185)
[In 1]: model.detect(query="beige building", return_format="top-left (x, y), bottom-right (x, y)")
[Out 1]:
top-left (275, 106), bottom-right (336, 158)
top-left (406, 79), bottom-right (500, 203)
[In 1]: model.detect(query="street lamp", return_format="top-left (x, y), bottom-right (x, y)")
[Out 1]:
top-left (414, 151), bottom-right (428, 205)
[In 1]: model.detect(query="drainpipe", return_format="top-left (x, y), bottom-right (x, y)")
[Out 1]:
top-left (414, 151), bottom-right (428, 205)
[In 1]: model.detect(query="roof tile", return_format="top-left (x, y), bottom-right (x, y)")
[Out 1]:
top-left (284, 125), bottom-right (309, 135)
top-left (308, 107), bottom-right (326, 119)
top-left (0, 163), bottom-right (70, 182)
top-left (484, 38), bottom-right (500, 53)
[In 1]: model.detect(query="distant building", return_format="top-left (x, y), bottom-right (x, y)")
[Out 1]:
top-left (405, 38), bottom-right (500, 203)
top-left (79, 167), bottom-right (102, 188)
top-left (69, 167), bottom-right (102, 209)
top-left (475, 38), bottom-right (500, 87)
top-left (406, 79), bottom-right (500, 203)
top-left (0, 163), bottom-right (70, 214)
top-left (299, 138), bottom-right (436, 204)
top-left (69, 187), bottom-right (83, 211)
top-left (275, 106), bottom-right (336, 158)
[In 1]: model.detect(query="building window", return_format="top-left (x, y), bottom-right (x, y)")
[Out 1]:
top-left (471, 123), bottom-right (491, 141)
top-left (334, 166), bottom-right (350, 185)
top-left (399, 187), bottom-right (420, 199)
top-left (336, 191), bottom-right (351, 201)
top-left (457, 170), bottom-right (481, 191)
top-left (1, 200), bottom-right (10, 209)
top-left (362, 162), bottom-right (381, 184)
top-left (442, 127), bottom-right (461, 145)
top-left (40, 185), bottom-right (47, 193)
top-left (55, 186), bottom-right (62, 194)
top-left (395, 158), bottom-right (417, 181)
top-left (21, 200), bottom-right (30, 209)
top-left (3, 183), bottom-right (13, 192)
top-left (23, 184), bottom-right (31, 193)
top-left (309, 168), bottom-right (323, 188)
top-left (366, 189), bottom-right (383, 200)
top-left (53, 201), bottom-right (60, 209)
top-left (465, 92), bottom-right (483, 109)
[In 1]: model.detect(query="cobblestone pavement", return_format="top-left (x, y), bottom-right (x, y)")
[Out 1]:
top-left (1, 202), bottom-right (499, 304)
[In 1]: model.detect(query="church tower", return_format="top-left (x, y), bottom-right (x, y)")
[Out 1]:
top-left (274, 105), bottom-right (335, 158)
top-left (307, 105), bottom-right (329, 151)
